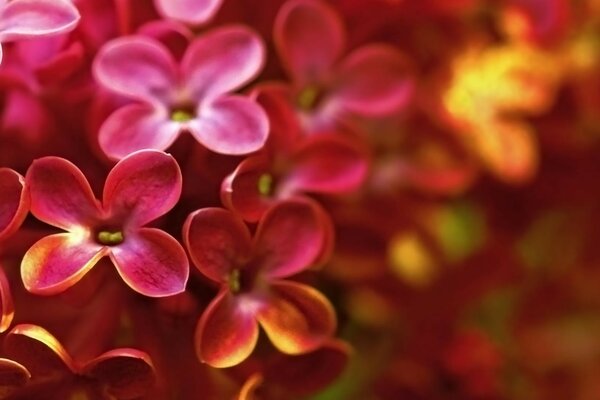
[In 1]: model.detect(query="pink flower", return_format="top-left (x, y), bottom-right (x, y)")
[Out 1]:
top-left (93, 25), bottom-right (269, 160)
top-left (154, 0), bottom-right (223, 26)
top-left (21, 150), bottom-right (189, 297)
top-left (273, 0), bottom-right (414, 131)
top-left (0, 168), bottom-right (28, 241)
top-left (184, 198), bottom-right (336, 368)
top-left (0, 0), bottom-right (80, 64)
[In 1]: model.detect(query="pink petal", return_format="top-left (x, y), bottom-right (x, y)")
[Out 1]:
top-left (82, 349), bottom-right (156, 399)
top-left (26, 157), bottom-right (101, 231)
top-left (333, 44), bottom-right (415, 116)
top-left (221, 155), bottom-right (272, 223)
top-left (103, 150), bottom-right (182, 227)
top-left (195, 289), bottom-right (259, 368)
top-left (0, 267), bottom-right (14, 333)
top-left (109, 227), bottom-right (189, 297)
top-left (93, 36), bottom-right (178, 104)
top-left (285, 134), bottom-right (369, 194)
top-left (254, 198), bottom-right (328, 278)
top-left (183, 208), bottom-right (252, 283)
top-left (21, 233), bottom-right (106, 295)
top-left (0, 358), bottom-right (30, 392)
top-left (154, 0), bottom-right (222, 26)
top-left (182, 25), bottom-right (265, 100)
top-left (0, 168), bottom-right (29, 241)
top-left (189, 95), bottom-right (269, 155)
top-left (0, 0), bottom-right (79, 42)
top-left (256, 280), bottom-right (336, 354)
top-left (274, 0), bottom-right (345, 83)
top-left (99, 103), bottom-right (180, 160)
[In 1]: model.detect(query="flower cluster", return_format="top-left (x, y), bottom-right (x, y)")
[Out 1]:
top-left (0, 0), bottom-right (599, 398)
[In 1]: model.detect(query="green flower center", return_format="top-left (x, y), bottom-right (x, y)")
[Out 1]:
top-left (97, 230), bottom-right (124, 246)
top-left (257, 173), bottom-right (273, 196)
top-left (170, 109), bottom-right (194, 122)
top-left (297, 85), bottom-right (322, 111)
top-left (228, 269), bottom-right (241, 294)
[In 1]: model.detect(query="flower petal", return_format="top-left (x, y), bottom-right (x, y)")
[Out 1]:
top-left (195, 289), bottom-right (259, 368)
top-left (21, 233), bottom-right (106, 295)
top-left (0, 0), bottom-right (79, 42)
top-left (154, 0), bottom-right (222, 26)
top-left (182, 25), bottom-right (265, 100)
top-left (26, 157), bottom-right (101, 231)
top-left (190, 95), bottom-right (269, 155)
top-left (103, 150), bottom-right (182, 226)
top-left (93, 36), bottom-right (178, 103)
top-left (274, 0), bottom-right (345, 83)
top-left (254, 198), bottom-right (328, 278)
top-left (0, 267), bottom-right (14, 333)
top-left (3, 324), bottom-right (75, 377)
top-left (285, 134), bottom-right (369, 194)
top-left (183, 208), bottom-right (252, 283)
top-left (256, 280), bottom-right (336, 354)
top-left (99, 103), bottom-right (179, 160)
top-left (0, 358), bottom-right (30, 396)
top-left (0, 168), bottom-right (29, 241)
top-left (82, 349), bottom-right (156, 399)
top-left (110, 227), bottom-right (189, 297)
top-left (333, 44), bottom-right (414, 116)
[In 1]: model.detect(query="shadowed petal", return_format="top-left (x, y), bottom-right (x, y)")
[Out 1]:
top-left (254, 199), bottom-right (327, 278)
top-left (182, 25), bottom-right (265, 100)
top-left (99, 104), bottom-right (179, 161)
top-left (195, 290), bottom-right (259, 368)
top-left (110, 228), bottom-right (188, 297)
top-left (93, 36), bottom-right (178, 103)
top-left (236, 373), bottom-right (262, 400)
top-left (0, 358), bottom-right (30, 397)
top-left (82, 349), bottom-right (156, 399)
top-left (190, 95), bottom-right (269, 155)
top-left (103, 150), bottom-right (182, 226)
top-left (155, 0), bottom-right (222, 25)
top-left (0, 168), bottom-right (29, 241)
top-left (257, 280), bottom-right (336, 354)
top-left (333, 44), bottom-right (414, 116)
top-left (26, 157), bottom-right (101, 231)
top-left (4, 324), bottom-right (75, 377)
top-left (21, 233), bottom-right (106, 296)
top-left (0, 0), bottom-right (79, 42)
top-left (183, 208), bottom-right (252, 283)
top-left (0, 268), bottom-right (14, 333)
top-left (274, 0), bottom-right (345, 83)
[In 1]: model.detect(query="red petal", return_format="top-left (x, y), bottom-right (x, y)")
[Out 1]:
top-left (0, 267), bottom-right (14, 333)
top-left (0, 168), bottom-right (29, 241)
top-left (0, 358), bottom-right (30, 396)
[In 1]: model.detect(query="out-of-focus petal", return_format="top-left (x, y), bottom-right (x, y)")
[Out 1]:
top-left (110, 227), bottom-right (188, 297)
top-left (0, 0), bottom-right (79, 42)
top-left (182, 25), bottom-right (265, 100)
top-left (93, 36), bottom-right (177, 103)
top-left (254, 199), bottom-right (327, 278)
top-left (0, 268), bottom-right (14, 333)
top-left (21, 233), bottom-right (106, 295)
top-left (195, 290), bottom-right (259, 368)
top-left (236, 373), bottom-right (263, 400)
top-left (154, 0), bottom-right (222, 26)
top-left (190, 95), bottom-right (269, 155)
top-left (183, 208), bottom-right (252, 283)
top-left (0, 358), bottom-right (30, 397)
top-left (4, 324), bottom-right (75, 377)
top-left (103, 150), bottom-right (182, 227)
top-left (26, 157), bottom-right (101, 231)
top-left (82, 349), bottom-right (156, 399)
top-left (256, 280), bottom-right (336, 354)
top-left (99, 104), bottom-right (179, 160)
top-left (333, 44), bottom-right (414, 116)
top-left (0, 168), bottom-right (29, 241)
top-left (274, 0), bottom-right (345, 83)
top-left (286, 134), bottom-right (368, 194)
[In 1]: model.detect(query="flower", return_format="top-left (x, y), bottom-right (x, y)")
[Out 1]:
top-left (154, 0), bottom-right (223, 26)
top-left (21, 150), bottom-right (189, 297)
top-left (0, 0), bottom-right (80, 64)
top-left (184, 198), bottom-right (336, 368)
top-left (0, 168), bottom-right (28, 241)
top-left (93, 25), bottom-right (269, 160)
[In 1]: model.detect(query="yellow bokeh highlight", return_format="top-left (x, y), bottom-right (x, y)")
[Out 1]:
top-left (388, 232), bottom-right (437, 287)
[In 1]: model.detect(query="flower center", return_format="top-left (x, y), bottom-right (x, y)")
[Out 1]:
top-left (297, 84), bottom-right (322, 111)
top-left (170, 109), bottom-right (194, 122)
top-left (96, 230), bottom-right (124, 246)
top-left (257, 173), bottom-right (273, 196)
top-left (228, 269), bottom-right (241, 294)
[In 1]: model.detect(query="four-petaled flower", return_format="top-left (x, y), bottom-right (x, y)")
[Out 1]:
top-left (184, 198), bottom-right (336, 368)
top-left (21, 150), bottom-right (189, 297)
top-left (93, 25), bottom-right (269, 160)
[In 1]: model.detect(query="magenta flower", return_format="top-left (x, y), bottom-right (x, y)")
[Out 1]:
top-left (21, 150), bottom-right (189, 297)
top-left (93, 26), bottom-right (269, 160)
top-left (273, 0), bottom-right (414, 131)
top-left (154, 0), bottom-right (223, 26)
top-left (0, 168), bottom-right (28, 241)
top-left (184, 198), bottom-right (336, 368)
top-left (0, 0), bottom-right (80, 64)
